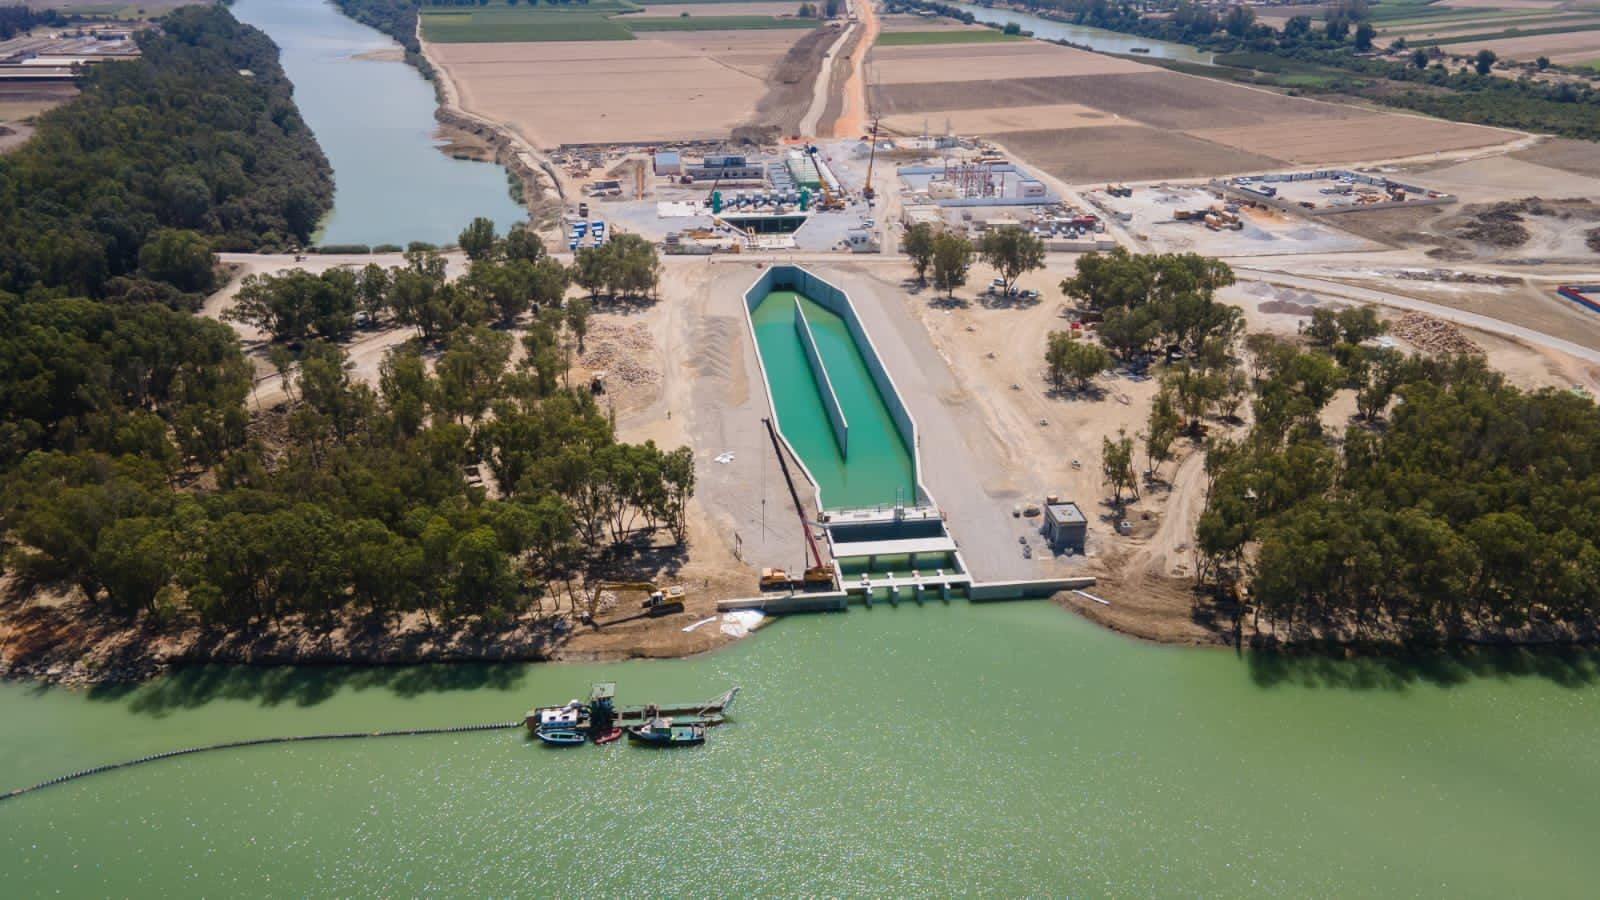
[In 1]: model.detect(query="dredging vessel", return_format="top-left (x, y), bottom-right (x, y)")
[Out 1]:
top-left (524, 683), bottom-right (739, 740)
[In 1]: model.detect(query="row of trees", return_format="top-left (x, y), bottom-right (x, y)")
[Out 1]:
top-left (226, 218), bottom-right (657, 344)
top-left (0, 6), bottom-right (334, 301)
top-left (903, 224), bottom-right (1047, 298)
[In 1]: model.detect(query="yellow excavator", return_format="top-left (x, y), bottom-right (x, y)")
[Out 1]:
top-left (587, 581), bottom-right (688, 617)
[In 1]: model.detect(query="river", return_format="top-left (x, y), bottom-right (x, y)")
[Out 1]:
top-left (230, 0), bottom-right (526, 247)
top-left (949, 2), bottom-right (1215, 65)
top-left (3, 602), bottom-right (1598, 894)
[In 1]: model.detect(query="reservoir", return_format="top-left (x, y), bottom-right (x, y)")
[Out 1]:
top-left (949, 2), bottom-right (1215, 65)
top-left (2, 603), bottom-right (1599, 894)
top-left (230, 0), bottom-right (526, 247)
top-left (749, 287), bottom-right (918, 509)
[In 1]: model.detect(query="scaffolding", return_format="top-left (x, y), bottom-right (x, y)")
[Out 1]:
top-left (939, 159), bottom-right (998, 199)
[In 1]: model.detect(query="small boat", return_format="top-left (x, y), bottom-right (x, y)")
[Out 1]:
top-left (628, 716), bottom-right (706, 746)
top-left (592, 727), bottom-right (623, 745)
top-left (1129, 46), bottom-right (1151, 54)
top-left (535, 728), bottom-right (587, 746)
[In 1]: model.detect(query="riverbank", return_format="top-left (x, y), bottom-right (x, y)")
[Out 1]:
top-left (414, 21), bottom-right (565, 226)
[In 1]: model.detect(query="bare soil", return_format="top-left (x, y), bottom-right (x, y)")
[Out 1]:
top-left (743, 22), bottom-right (836, 139)
top-left (867, 40), bottom-right (1147, 84)
top-left (996, 125), bottom-right (1285, 183)
top-left (1513, 139), bottom-right (1600, 179)
top-left (1192, 113), bottom-right (1513, 165)
top-left (430, 33), bottom-right (808, 146)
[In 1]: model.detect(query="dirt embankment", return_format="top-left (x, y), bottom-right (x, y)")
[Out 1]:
top-left (418, 24), bottom-right (566, 223)
top-left (740, 24), bottom-right (838, 141)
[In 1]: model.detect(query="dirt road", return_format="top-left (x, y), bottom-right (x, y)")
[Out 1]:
top-left (828, 0), bottom-right (878, 138)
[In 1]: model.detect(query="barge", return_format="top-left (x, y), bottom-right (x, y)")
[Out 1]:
top-left (524, 683), bottom-right (739, 738)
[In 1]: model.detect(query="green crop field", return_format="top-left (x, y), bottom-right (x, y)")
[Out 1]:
top-left (625, 15), bottom-right (818, 30)
top-left (420, 4), bottom-right (816, 41)
top-left (421, 11), bottom-right (635, 42)
top-left (875, 29), bottom-right (1025, 45)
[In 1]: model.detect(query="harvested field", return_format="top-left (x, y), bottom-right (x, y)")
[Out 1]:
top-left (1515, 139), bottom-right (1600, 178)
top-left (991, 125), bottom-right (1285, 183)
top-left (1192, 113), bottom-right (1514, 164)
top-left (430, 33), bottom-right (809, 145)
top-left (1455, 29), bottom-right (1600, 62)
top-left (1438, 0), bottom-right (1564, 8)
top-left (867, 41), bottom-right (1145, 84)
top-left (881, 102), bottom-right (1117, 137)
top-left (874, 71), bottom-right (1361, 130)
top-left (1417, 154), bottom-right (1600, 200)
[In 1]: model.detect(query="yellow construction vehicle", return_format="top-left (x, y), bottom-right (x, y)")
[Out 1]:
top-left (587, 581), bottom-right (688, 617)
top-left (862, 117), bottom-right (880, 205)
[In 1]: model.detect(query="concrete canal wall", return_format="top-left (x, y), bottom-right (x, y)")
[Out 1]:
top-left (793, 299), bottom-right (850, 457)
top-left (744, 265), bottom-right (931, 508)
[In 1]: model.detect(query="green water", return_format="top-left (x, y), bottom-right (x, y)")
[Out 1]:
top-left (750, 290), bottom-right (917, 509)
top-left (2, 604), bottom-right (1599, 894)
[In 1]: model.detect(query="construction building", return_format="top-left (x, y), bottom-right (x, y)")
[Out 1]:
top-left (1043, 500), bottom-right (1087, 553)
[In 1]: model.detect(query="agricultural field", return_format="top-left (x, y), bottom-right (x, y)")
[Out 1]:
top-left (419, 0), bottom-right (816, 43)
top-left (429, 28), bottom-right (821, 145)
top-left (1370, 0), bottom-right (1600, 63)
top-left (867, 38), bottom-right (1517, 183)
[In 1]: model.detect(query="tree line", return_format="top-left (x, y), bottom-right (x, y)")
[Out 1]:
top-left (226, 217), bottom-right (656, 345)
top-left (1186, 311), bottom-right (1600, 641)
top-left (0, 5), bottom-right (333, 304)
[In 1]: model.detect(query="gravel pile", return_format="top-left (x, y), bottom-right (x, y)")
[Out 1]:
top-left (1392, 312), bottom-right (1482, 357)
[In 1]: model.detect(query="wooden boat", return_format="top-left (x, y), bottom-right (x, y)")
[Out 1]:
top-left (592, 727), bottom-right (623, 745)
top-left (627, 717), bottom-right (706, 746)
top-left (535, 728), bottom-right (587, 746)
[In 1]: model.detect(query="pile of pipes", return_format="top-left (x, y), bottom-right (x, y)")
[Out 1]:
top-left (1391, 311), bottom-right (1482, 356)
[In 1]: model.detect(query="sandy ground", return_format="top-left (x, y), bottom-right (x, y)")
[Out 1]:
top-left (429, 32), bottom-right (810, 146)
top-left (0, 122), bottom-right (32, 153)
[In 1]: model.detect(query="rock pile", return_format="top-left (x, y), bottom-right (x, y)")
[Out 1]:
top-left (581, 322), bottom-right (659, 386)
top-left (1391, 312), bottom-right (1482, 356)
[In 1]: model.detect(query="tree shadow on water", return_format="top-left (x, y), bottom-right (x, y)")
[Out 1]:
top-left (86, 662), bottom-right (530, 718)
top-left (1246, 643), bottom-right (1600, 692)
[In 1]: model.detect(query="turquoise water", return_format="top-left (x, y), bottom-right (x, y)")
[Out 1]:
top-left (3, 604), bottom-right (1600, 894)
top-left (750, 290), bottom-right (917, 509)
top-left (231, 0), bottom-right (526, 246)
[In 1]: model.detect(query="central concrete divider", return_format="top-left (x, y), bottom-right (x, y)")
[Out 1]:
top-left (793, 299), bottom-right (850, 457)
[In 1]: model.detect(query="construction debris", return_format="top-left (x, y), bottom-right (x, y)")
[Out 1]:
top-left (1391, 311), bottom-right (1482, 357)
top-left (579, 322), bottom-right (659, 386)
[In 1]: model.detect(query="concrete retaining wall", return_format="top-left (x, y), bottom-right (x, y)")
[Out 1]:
top-left (793, 299), bottom-right (849, 457)
top-left (717, 592), bottom-right (849, 613)
top-left (969, 577), bottom-right (1097, 602)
